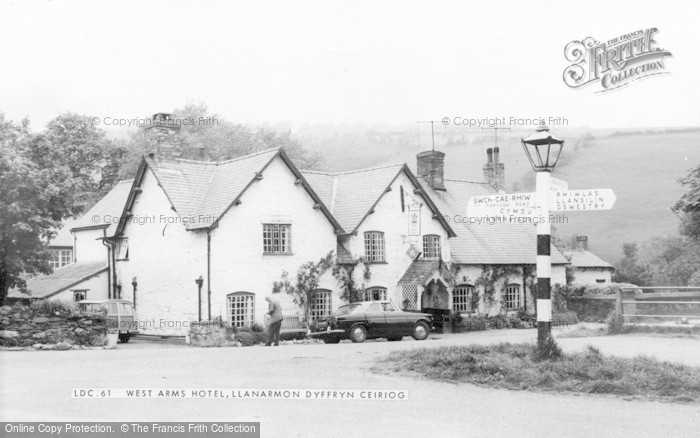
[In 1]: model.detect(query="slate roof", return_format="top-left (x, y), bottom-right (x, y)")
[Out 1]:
top-left (398, 259), bottom-right (441, 284)
top-left (567, 250), bottom-right (614, 269)
top-left (302, 164), bottom-right (406, 232)
top-left (118, 148), bottom-right (342, 233)
top-left (302, 164), bottom-right (455, 236)
top-left (336, 241), bottom-right (355, 264)
top-left (7, 262), bottom-right (108, 300)
top-left (49, 218), bottom-right (78, 247)
top-left (420, 178), bottom-right (570, 265)
top-left (72, 179), bottom-right (134, 237)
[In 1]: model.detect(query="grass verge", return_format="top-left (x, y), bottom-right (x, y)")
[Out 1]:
top-left (375, 343), bottom-right (700, 403)
top-left (558, 323), bottom-right (700, 339)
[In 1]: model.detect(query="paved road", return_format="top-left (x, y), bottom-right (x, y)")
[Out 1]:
top-left (1, 328), bottom-right (699, 438)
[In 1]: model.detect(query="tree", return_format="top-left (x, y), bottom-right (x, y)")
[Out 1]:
top-left (0, 114), bottom-right (82, 304)
top-left (673, 164), bottom-right (700, 240)
top-left (102, 103), bottom-right (325, 194)
top-left (612, 243), bottom-right (648, 286)
top-left (25, 113), bottom-right (111, 208)
top-left (638, 236), bottom-right (700, 286)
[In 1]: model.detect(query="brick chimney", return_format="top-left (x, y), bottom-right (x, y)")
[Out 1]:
top-left (575, 235), bottom-right (588, 251)
top-left (483, 147), bottom-right (505, 191)
top-left (416, 150), bottom-right (446, 191)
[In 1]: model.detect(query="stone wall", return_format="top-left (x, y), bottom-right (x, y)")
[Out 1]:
top-left (0, 303), bottom-right (107, 349)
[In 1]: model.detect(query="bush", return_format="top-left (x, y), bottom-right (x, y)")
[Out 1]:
top-left (236, 331), bottom-right (268, 346)
top-left (552, 311), bottom-right (579, 326)
top-left (532, 334), bottom-right (563, 361)
top-left (606, 312), bottom-right (625, 334)
top-left (251, 322), bottom-right (264, 333)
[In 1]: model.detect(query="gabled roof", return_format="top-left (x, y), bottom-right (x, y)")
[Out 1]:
top-left (72, 179), bottom-right (133, 237)
top-left (566, 250), bottom-right (614, 269)
top-left (7, 262), bottom-right (107, 300)
top-left (420, 178), bottom-right (570, 265)
top-left (116, 148), bottom-right (342, 234)
top-left (302, 164), bottom-right (455, 237)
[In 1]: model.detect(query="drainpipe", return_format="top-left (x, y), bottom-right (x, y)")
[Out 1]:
top-left (101, 236), bottom-right (114, 299)
top-left (207, 228), bottom-right (212, 321)
top-left (522, 266), bottom-right (527, 313)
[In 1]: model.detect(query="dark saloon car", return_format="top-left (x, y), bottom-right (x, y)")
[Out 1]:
top-left (308, 301), bottom-right (433, 343)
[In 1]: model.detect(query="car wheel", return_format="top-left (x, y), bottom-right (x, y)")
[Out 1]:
top-left (118, 333), bottom-right (130, 343)
top-left (323, 336), bottom-right (340, 344)
top-left (386, 336), bottom-right (402, 341)
top-left (349, 324), bottom-right (367, 343)
top-left (412, 322), bottom-right (429, 341)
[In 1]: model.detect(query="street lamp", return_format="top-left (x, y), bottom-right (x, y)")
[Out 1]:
top-left (521, 124), bottom-right (565, 351)
top-left (195, 276), bottom-right (204, 322)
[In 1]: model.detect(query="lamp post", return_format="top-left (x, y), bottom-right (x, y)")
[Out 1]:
top-left (131, 277), bottom-right (138, 308)
top-left (195, 276), bottom-right (204, 322)
top-left (521, 124), bottom-right (564, 350)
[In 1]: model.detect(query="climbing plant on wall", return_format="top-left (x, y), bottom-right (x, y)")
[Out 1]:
top-left (331, 256), bottom-right (371, 303)
top-left (272, 251), bottom-right (335, 321)
top-left (475, 265), bottom-right (522, 313)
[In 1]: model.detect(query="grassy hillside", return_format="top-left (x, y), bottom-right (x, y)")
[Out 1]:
top-left (301, 128), bottom-right (700, 265)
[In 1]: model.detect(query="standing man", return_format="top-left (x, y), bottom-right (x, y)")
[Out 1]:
top-left (265, 295), bottom-right (283, 346)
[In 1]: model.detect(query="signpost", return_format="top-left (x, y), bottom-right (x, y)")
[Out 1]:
top-left (549, 188), bottom-right (616, 211)
top-left (549, 177), bottom-right (568, 192)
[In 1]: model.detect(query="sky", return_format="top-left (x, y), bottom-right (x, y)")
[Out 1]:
top-left (0, 0), bottom-right (698, 133)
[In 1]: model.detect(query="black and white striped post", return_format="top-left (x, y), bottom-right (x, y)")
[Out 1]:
top-left (535, 171), bottom-right (552, 347)
top-left (521, 124), bottom-right (564, 350)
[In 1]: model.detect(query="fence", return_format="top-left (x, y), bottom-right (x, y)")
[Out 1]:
top-left (619, 287), bottom-right (700, 323)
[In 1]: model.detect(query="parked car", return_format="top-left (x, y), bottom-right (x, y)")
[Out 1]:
top-left (308, 300), bottom-right (433, 343)
top-left (77, 299), bottom-right (136, 343)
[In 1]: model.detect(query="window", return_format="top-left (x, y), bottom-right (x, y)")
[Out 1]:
top-left (364, 231), bottom-right (385, 262)
top-left (49, 249), bottom-right (73, 269)
top-left (310, 289), bottom-right (332, 322)
top-left (596, 279), bottom-right (606, 284)
top-left (505, 284), bottom-right (521, 310)
top-left (227, 292), bottom-right (255, 328)
top-left (368, 303), bottom-right (382, 312)
top-left (453, 285), bottom-right (475, 312)
top-left (360, 287), bottom-right (387, 301)
top-left (381, 302), bottom-right (396, 312)
top-left (116, 238), bottom-right (129, 260)
top-left (72, 290), bottom-right (87, 302)
top-left (263, 224), bottom-right (292, 254)
top-left (422, 235), bottom-right (441, 258)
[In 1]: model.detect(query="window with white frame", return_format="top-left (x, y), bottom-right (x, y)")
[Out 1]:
top-left (360, 286), bottom-right (387, 302)
top-left (310, 289), bottom-right (332, 322)
top-left (72, 290), bottom-right (87, 302)
top-left (263, 224), bottom-right (292, 254)
top-left (423, 235), bottom-right (441, 258)
top-left (227, 292), bottom-right (255, 328)
top-left (364, 231), bottom-right (385, 262)
top-left (453, 284), bottom-right (475, 312)
top-left (505, 284), bottom-right (521, 310)
top-left (49, 249), bottom-right (73, 269)
top-left (116, 238), bottom-right (129, 260)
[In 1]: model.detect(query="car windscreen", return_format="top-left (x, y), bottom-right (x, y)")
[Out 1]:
top-left (332, 304), bottom-right (361, 316)
top-left (119, 303), bottom-right (134, 315)
top-left (80, 304), bottom-right (104, 313)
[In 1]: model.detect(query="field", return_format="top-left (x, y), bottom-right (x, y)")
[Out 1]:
top-left (302, 128), bottom-right (700, 264)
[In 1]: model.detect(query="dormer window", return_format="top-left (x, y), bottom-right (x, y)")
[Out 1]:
top-left (423, 235), bottom-right (440, 258)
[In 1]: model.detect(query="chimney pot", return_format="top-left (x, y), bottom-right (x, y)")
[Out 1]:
top-left (486, 147), bottom-right (493, 164)
top-left (493, 146), bottom-right (500, 163)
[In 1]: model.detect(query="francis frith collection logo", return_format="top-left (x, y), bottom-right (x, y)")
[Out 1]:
top-left (563, 27), bottom-right (672, 92)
